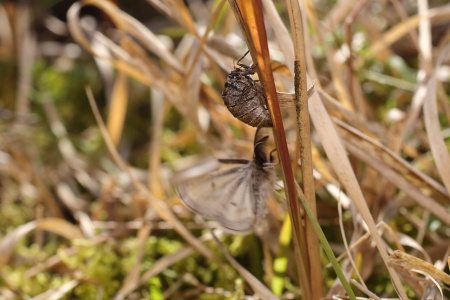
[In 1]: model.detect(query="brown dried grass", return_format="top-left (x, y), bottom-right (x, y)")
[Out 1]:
top-left (0, 0), bottom-right (449, 299)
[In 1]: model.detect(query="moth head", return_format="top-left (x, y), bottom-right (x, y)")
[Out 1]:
top-left (232, 51), bottom-right (257, 75)
top-left (239, 63), bottom-right (258, 77)
top-left (228, 72), bottom-right (239, 79)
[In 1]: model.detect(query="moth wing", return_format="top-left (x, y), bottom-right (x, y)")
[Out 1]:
top-left (177, 163), bottom-right (256, 233)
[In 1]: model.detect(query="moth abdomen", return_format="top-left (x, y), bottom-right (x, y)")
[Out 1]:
top-left (222, 62), bottom-right (273, 128)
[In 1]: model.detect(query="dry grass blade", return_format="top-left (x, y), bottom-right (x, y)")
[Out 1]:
top-left (184, 46), bottom-right (204, 129)
top-left (14, 4), bottom-right (35, 120)
top-left (0, 222), bottom-right (37, 268)
top-left (226, 1), bottom-right (255, 59)
top-left (0, 219), bottom-right (84, 268)
top-left (331, 222), bottom-right (381, 266)
top-left (137, 247), bottom-right (195, 290)
top-left (3, 1), bottom-right (450, 298)
top-left (334, 117), bottom-right (450, 212)
top-left (119, 10), bottom-right (184, 74)
top-left (388, 0), bottom-right (434, 154)
top-left (85, 87), bottom-right (214, 260)
top-left (41, 99), bottom-right (86, 169)
top-left (210, 230), bottom-right (278, 300)
top-left (29, 280), bottom-right (79, 300)
top-left (323, 0), bottom-right (359, 30)
top-left (106, 70), bottom-right (128, 147)
top-left (25, 247), bottom-right (80, 279)
top-left (338, 201), bottom-right (366, 289)
top-left (33, 218), bottom-right (85, 240)
top-left (113, 229), bottom-right (201, 299)
top-left (67, 2), bottom-right (161, 85)
top-left (165, 0), bottom-right (197, 36)
top-left (308, 95), bottom-right (408, 298)
top-left (423, 44), bottom-right (450, 195)
top-left (350, 279), bottom-right (382, 300)
top-left (113, 226), bottom-right (151, 300)
top-left (389, 231), bottom-right (432, 263)
top-left (121, 40), bottom-right (200, 128)
top-left (89, 0), bottom-right (184, 73)
top-left (0, 5), bottom-right (13, 53)
top-left (148, 89), bottom-right (166, 199)
top-left (389, 250), bottom-right (450, 286)
top-left (343, 136), bottom-right (450, 225)
top-left (184, 0), bottom-right (227, 77)
top-left (365, 4), bottom-right (450, 64)
top-left (333, 118), bottom-right (448, 200)
top-left (295, 181), bottom-right (356, 300)
top-left (1, 136), bottom-right (65, 219)
top-left (261, 0), bottom-right (294, 74)
top-left (305, 0), bottom-right (352, 109)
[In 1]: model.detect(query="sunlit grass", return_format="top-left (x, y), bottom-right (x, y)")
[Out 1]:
top-left (0, 0), bottom-right (449, 299)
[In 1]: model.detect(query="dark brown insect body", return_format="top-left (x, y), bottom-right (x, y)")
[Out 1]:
top-left (222, 63), bottom-right (273, 127)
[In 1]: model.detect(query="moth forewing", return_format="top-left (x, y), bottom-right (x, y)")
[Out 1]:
top-left (176, 131), bottom-right (276, 234)
top-left (176, 161), bottom-right (257, 233)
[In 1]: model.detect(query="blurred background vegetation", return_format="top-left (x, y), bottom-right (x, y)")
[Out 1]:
top-left (0, 0), bottom-right (449, 299)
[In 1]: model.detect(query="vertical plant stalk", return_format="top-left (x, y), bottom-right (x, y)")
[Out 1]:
top-left (295, 182), bottom-right (357, 300)
top-left (106, 69), bottom-right (128, 147)
top-left (15, 4), bottom-right (35, 122)
top-left (287, 0), bottom-right (324, 297)
top-left (230, 0), bottom-right (311, 298)
top-left (148, 90), bottom-right (167, 199)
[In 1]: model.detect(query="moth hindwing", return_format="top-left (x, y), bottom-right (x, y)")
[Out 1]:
top-left (176, 132), bottom-right (275, 234)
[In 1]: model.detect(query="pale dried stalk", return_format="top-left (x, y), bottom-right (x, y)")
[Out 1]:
top-left (285, 0), bottom-right (323, 298)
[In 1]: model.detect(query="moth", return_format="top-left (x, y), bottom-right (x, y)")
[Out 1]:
top-left (222, 52), bottom-right (315, 128)
top-left (222, 56), bottom-right (272, 128)
top-left (176, 130), bottom-right (276, 234)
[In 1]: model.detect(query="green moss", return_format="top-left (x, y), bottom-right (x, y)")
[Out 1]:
top-left (57, 240), bottom-right (122, 298)
top-left (149, 276), bottom-right (164, 300)
top-left (3, 265), bottom-right (73, 297)
top-left (0, 201), bottom-right (33, 236)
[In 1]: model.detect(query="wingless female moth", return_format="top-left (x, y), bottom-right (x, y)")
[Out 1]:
top-left (222, 52), bottom-right (314, 128)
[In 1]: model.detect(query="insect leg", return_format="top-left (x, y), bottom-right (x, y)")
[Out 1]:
top-left (236, 50), bottom-right (250, 65)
